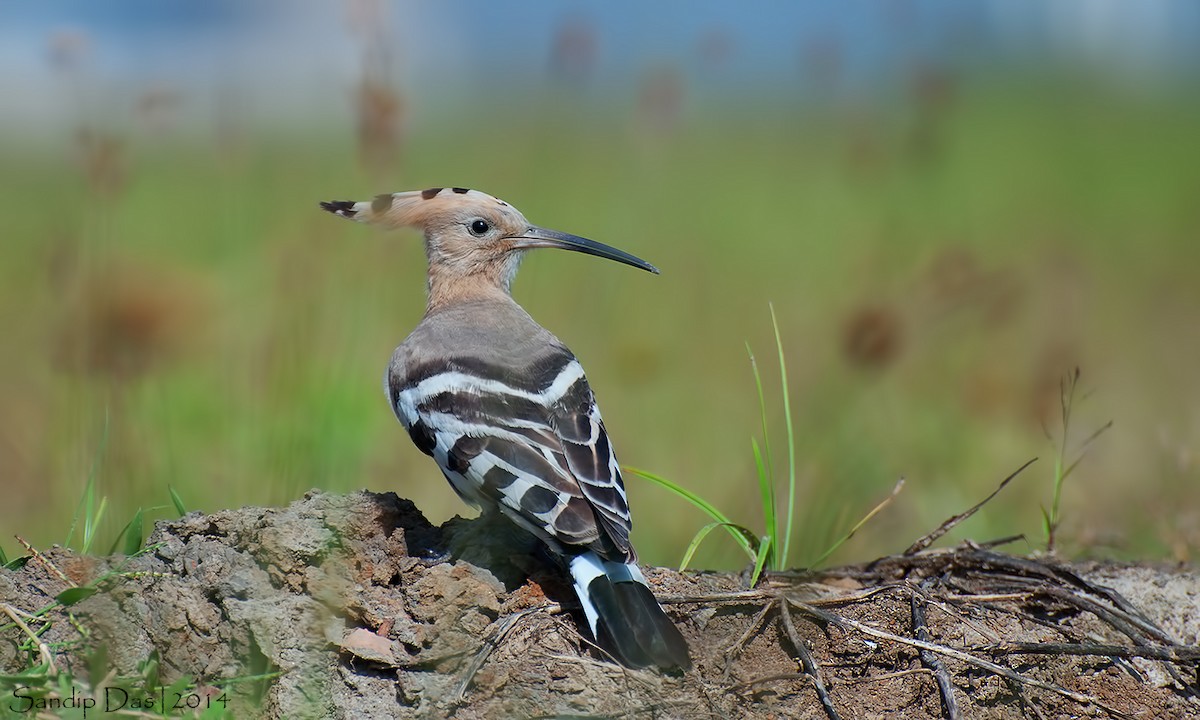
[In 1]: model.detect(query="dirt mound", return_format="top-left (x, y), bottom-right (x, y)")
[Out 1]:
top-left (2, 491), bottom-right (1198, 718)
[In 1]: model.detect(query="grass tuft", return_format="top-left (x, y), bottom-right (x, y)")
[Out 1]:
top-left (66, 409), bottom-right (111, 555)
top-left (1042, 368), bottom-right (1113, 553)
top-left (631, 307), bottom-right (900, 585)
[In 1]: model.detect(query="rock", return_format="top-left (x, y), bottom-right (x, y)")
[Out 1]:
top-left (1, 491), bottom-right (1197, 719)
top-left (338, 629), bottom-right (397, 667)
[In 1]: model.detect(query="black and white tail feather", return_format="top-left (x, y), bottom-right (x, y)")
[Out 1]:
top-left (568, 553), bottom-right (691, 670)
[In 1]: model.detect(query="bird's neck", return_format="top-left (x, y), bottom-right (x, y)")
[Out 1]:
top-left (425, 266), bottom-right (515, 313)
top-left (424, 248), bottom-right (524, 313)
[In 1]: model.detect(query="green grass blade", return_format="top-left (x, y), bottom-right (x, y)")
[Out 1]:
top-left (0, 544), bottom-right (7, 566)
top-left (117, 508), bottom-right (144, 556)
top-left (3, 555), bottom-right (29, 571)
top-left (810, 478), bottom-right (904, 568)
top-left (679, 524), bottom-right (717, 570)
top-left (1048, 451), bottom-right (1065, 547)
top-left (139, 650), bottom-right (161, 689)
top-left (769, 303), bottom-right (797, 569)
top-left (747, 343), bottom-right (778, 565)
top-left (67, 469), bottom-right (94, 552)
top-left (87, 643), bottom-right (110, 690)
top-left (680, 521), bottom-right (758, 570)
top-left (82, 481), bottom-right (96, 550)
top-left (169, 485), bottom-right (188, 517)
top-left (750, 437), bottom-right (776, 566)
top-left (625, 466), bottom-right (756, 558)
top-left (55, 586), bottom-right (98, 606)
top-left (749, 534), bottom-right (772, 587)
top-left (66, 408), bottom-right (110, 551)
top-left (0, 662), bottom-right (51, 681)
top-left (625, 466), bottom-right (734, 524)
top-left (82, 496), bottom-right (108, 555)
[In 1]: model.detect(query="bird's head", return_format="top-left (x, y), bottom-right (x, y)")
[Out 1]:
top-left (321, 187), bottom-right (657, 301)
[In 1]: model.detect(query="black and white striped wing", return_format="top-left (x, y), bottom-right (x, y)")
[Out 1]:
top-left (390, 354), bottom-right (635, 559)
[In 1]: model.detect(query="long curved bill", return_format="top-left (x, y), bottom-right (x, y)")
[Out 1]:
top-left (511, 226), bottom-right (660, 275)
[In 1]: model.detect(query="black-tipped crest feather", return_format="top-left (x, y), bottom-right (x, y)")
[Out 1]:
top-left (320, 200), bottom-right (357, 218)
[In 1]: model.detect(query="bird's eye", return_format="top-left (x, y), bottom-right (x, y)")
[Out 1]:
top-left (469, 219), bottom-right (490, 236)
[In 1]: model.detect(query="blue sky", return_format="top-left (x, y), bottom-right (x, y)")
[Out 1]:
top-left (1, 1), bottom-right (1196, 131)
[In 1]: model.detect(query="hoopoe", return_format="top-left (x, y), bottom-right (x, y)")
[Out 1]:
top-left (321, 187), bottom-right (691, 672)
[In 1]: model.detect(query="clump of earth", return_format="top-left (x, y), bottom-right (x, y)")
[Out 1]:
top-left (2, 491), bottom-right (1197, 718)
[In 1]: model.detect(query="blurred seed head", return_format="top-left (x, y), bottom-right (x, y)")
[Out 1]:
top-left (549, 16), bottom-right (598, 86)
top-left (844, 110), bottom-right (886, 180)
top-left (636, 65), bottom-right (685, 137)
top-left (926, 246), bottom-right (980, 304)
top-left (923, 247), bottom-right (1023, 328)
top-left (75, 129), bottom-right (126, 198)
top-left (136, 85), bottom-right (181, 135)
top-left (696, 28), bottom-right (734, 70)
top-left (57, 263), bottom-right (207, 380)
top-left (48, 29), bottom-right (89, 72)
top-left (347, 0), bottom-right (405, 175)
top-left (908, 64), bottom-right (956, 163)
top-left (912, 63), bottom-right (956, 114)
top-left (842, 304), bottom-right (903, 370)
top-left (1028, 346), bottom-right (1080, 431)
top-left (356, 79), bottom-right (404, 172)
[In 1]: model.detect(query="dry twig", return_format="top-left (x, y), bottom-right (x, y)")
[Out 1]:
top-left (779, 599), bottom-right (841, 720)
top-left (905, 458), bottom-right (1036, 555)
top-left (911, 591), bottom-right (961, 720)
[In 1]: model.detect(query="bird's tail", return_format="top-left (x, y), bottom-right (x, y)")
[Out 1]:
top-left (569, 553), bottom-right (692, 671)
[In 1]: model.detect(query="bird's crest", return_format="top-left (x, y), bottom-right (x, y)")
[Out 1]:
top-left (320, 187), bottom-right (517, 231)
top-left (320, 186), bottom-right (659, 303)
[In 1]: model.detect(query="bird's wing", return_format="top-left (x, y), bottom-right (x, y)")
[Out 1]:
top-left (391, 353), bottom-right (634, 560)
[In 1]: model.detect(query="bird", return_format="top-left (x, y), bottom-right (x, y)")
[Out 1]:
top-left (321, 187), bottom-right (691, 672)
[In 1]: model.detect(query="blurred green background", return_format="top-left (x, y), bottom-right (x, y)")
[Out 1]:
top-left (2, 2), bottom-right (1199, 570)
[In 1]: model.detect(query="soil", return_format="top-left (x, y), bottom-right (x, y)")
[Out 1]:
top-left (1, 490), bottom-right (1198, 719)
